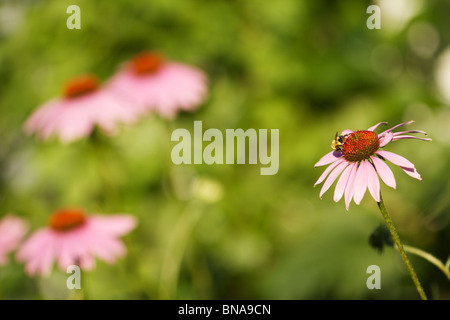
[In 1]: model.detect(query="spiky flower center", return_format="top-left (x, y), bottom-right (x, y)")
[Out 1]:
top-left (49, 208), bottom-right (86, 232)
top-left (342, 130), bottom-right (380, 162)
top-left (131, 52), bottom-right (164, 75)
top-left (63, 74), bottom-right (99, 98)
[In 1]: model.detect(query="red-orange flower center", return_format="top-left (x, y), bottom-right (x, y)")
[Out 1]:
top-left (49, 208), bottom-right (86, 232)
top-left (131, 52), bottom-right (164, 75)
top-left (63, 75), bottom-right (99, 98)
top-left (342, 130), bottom-right (380, 162)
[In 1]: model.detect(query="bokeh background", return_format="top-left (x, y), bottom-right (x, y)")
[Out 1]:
top-left (0, 0), bottom-right (449, 300)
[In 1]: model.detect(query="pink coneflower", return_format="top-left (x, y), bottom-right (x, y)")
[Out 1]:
top-left (314, 121), bottom-right (431, 210)
top-left (106, 51), bottom-right (208, 119)
top-left (24, 74), bottom-right (140, 143)
top-left (0, 214), bottom-right (28, 265)
top-left (16, 208), bottom-right (137, 277)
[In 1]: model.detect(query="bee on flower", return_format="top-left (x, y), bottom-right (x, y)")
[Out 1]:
top-left (314, 121), bottom-right (431, 210)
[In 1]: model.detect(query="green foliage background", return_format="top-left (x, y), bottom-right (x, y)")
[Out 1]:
top-left (0, 0), bottom-right (449, 299)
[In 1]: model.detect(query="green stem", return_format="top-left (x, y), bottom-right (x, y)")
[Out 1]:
top-left (88, 129), bottom-right (119, 208)
top-left (158, 201), bottom-right (202, 299)
top-left (401, 245), bottom-right (450, 281)
top-left (377, 194), bottom-right (428, 300)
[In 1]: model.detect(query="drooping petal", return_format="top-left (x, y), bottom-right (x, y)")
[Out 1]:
top-left (353, 160), bottom-right (369, 205)
top-left (314, 150), bottom-right (343, 167)
top-left (344, 163), bottom-right (358, 211)
top-left (39, 235), bottom-right (58, 277)
top-left (314, 158), bottom-right (346, 187)
top-left (64, 231), bottom-right (97, 271)
top-left (88, 236), bottom-right (126, 264)
top-left (366, 161), bottom-right (381, 202)
top-left (319, 160), bottom-right (349, 199)
top-left (393, 130), bottom-right (428, 136)
top-left (378, 131), bottom-right (393, 147)
top-left (371, 156), bottom-right (396, 189)
top-left (24, 234), bottom-right (57, 277)
top-left (379, 120), bottom-right (414, 136)
top-left (392, 135), bottom-right (432, 141)
top-left (334, 163), bottom-right (354, 202)
top-left (88, 215), bottom-right (137, 237)
top-left (367, 122), bottom-right (388, 132)
top-left (78, 251), bottom-right (96, 270)
top-left (16, 229), bottom-right (51, 261)
top-left (55, 235), bottom-right (73, 270)
top-left (375, 150), bottom-right (415, 169)
top-left (400, 166), bottom-right (422, 180)
top-left (23, 99), bottom-right (61, 135)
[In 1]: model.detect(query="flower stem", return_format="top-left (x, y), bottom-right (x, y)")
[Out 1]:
top-left (377, 194), bottom-right (428, 300)
top-left (401, 245), bottom-right (450, 281)
top-left (158, 201), bottom-right (203, 299)
top-left (88, 128), bottom-right (120, 208)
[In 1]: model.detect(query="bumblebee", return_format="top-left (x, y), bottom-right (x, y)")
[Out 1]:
top-left (331, 132), bottom-right (348, 151)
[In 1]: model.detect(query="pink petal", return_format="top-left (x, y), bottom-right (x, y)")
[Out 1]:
top-left (341, 129), bottom-right (354, 136)
top-left (371, 156), bottom-right (396, 189)
top-left (375, 150), bottom-right (415, 169)
top-left (400, 166), bottom-right (422, 180)
top-left (26, 100), bottom-right (68, 139)
top-left (344, 162), bottom-right (358, 211)
top-left (314, 158), bottom-right (346, 187)
top-left (378, 131), bottom-right (393, 147)
top-left (65, 230), bottom-right (97, 271)
top-left (314, 151), bottom-right (343, 167)
top-left (56, 236), bottom-right (74, 270)
top-left (88, 236), bottom-right (126, 264)
top-left (24, 100), bottom-right (60, 134)
top-left (319, 160), bottom-right (349, 199)
top-left (24, 255), bottom-right (41, 276)
top-left (22, 233), bottom-right (56, 277)
top-left (78, 252), bottom-right (96, 270)
top-left (353, 161), bottom-right (369, 205)
top-left (393, 130), bottom-right (428, 135)
top-left (368, 122), bottom-right (388, 132)
top-left (379, 120), bottom-right (414, 135)
top-left (392, 135), bottom-right (432, 141)
top-left (16, 229), bottom-right (51, 261)
top-left (89, 215), bottom-right (137, 236)
top-left (24, 88), bottom-right (140, 144)
top-left (333, 163), bottom-right (353, 202)
top-left (366, 161), bottom-right (381, 202)
top-left (107, 62), bottom-right (207, 118)
top-left (0, 215), bottom-right (28, 254)
top-left (39, 236), bottom-right (57, 277)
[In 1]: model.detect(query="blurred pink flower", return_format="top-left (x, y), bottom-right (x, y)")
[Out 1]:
top-left (24, 74), bottom-right (140, 144)
top-left (314, 121), bottom-right (431, 210)
top-left (16, 208), bottom-right (137, 277)
top-left (107, 51), bottom-right (208, 119)
top-left (0, 214), bottom-right (28, 265)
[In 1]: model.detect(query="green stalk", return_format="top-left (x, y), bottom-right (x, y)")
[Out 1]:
top-left (158, 201), bottom-right (202, 299)
top-left (401, 245), bottom-right (450, 281)
top-left (377, 193), bottom-right (428, 300)
top-left (88, 129), bottom-right (119, 208)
